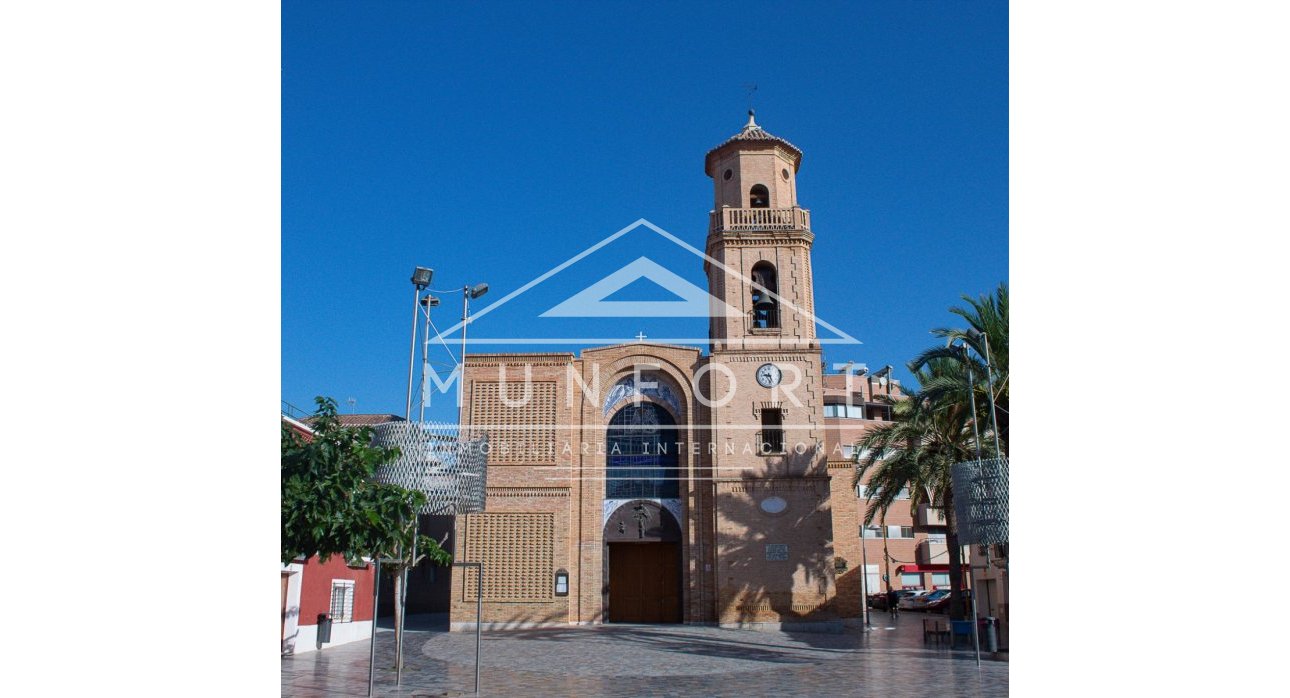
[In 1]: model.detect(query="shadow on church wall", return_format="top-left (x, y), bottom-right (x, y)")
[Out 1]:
top-left (713, 451), bottom-right (836, 628)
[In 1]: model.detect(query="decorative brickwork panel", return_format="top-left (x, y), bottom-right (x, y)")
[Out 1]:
top-left (470, 381), bottom-right (557, 464)
top-left (462, 513), bottom-right (555, 602)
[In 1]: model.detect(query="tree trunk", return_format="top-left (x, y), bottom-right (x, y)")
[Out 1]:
top-left (944, 488), bottom-right (966, 621)
top-left (392, 564), bottom-right (403, 671)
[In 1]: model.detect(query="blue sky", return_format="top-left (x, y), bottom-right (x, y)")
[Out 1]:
top-left (283, 0), bottom-right (1008, 422)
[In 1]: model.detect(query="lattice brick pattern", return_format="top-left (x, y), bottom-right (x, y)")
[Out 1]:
top-left (470, 381), bottom-right (557, 464)
top-left (462, 513), bottom-right (554, 602)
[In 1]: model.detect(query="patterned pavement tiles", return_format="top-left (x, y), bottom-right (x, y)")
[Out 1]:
top-left (282, 613), bottom-right (1007, 697)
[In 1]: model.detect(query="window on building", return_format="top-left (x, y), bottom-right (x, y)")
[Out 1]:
top-left (749, 184), bottom-right (770, 208)
top-left (824, 403), bottom-right (865, 419)
top-left (759, 408), bottom-right (784, 454)
top-left (606, 402), bottom-right (680, 499)
top-left (894, 486), bottom-right (910, 500)
top-left (861, 524), bottom-right (882, 538)
top-left (927, 532), bottom-right (947, 544)
top-left (750, 262), bottom-right (779, 329)
top-left (900, 573), bottom-right (922, 588)
top-left (931, 573), bottom-right (951, 588)
top-left (865, 564), bottom-right (881, 596)
top-left (329, 580), bottom-right (355, 623)
top-left (887, 525), bottom-right (915, 539)
top-left (840, 444), bottom-right (855, 460)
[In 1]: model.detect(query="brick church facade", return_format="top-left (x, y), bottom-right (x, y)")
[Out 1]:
top-left (449, 114), bottom-right (923, 631)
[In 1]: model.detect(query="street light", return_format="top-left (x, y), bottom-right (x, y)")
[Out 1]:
top-left (406, 267), bottom-right (434, 419)
top-left (418, 295), bottom-right (441, 423)
top-left (459, 283), bottom-right (489, 426)
top-left (960, 341), bottom-right (984, 461)
top-left (857, 483), bottom-right (872, 630)
top-left (966, 328), bottom-right (1003, 459)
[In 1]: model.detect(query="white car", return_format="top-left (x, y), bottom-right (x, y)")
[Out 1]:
top-left (898, 590), bottom-right (932, 610)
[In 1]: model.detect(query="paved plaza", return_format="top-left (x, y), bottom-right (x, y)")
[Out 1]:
top-left (282, 613), bottom-right (1008, 697)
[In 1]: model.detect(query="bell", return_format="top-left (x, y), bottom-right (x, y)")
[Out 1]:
top-left (753, 296), bottom-right (777, 312)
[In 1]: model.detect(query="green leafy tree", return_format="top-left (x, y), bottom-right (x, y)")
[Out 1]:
top-left (852, 359), bottom-right (978, 619)
top-left (282, 397), bottom-right (450, 667)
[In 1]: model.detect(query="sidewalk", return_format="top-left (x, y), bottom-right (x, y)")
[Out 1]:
top-left (282, 612), bottom-right (1008, 697)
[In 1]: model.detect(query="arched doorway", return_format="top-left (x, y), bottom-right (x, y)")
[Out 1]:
top-left (604, 500), bottom-right (682, 623)
top-left (604, 402), bottom-right (682, 623)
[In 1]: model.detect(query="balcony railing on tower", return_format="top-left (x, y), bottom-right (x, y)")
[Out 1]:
top-left (710, 206), bottom-right (811, 234)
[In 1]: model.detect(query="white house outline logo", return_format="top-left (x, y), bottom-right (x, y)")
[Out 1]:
top-left (432, 218), bottom-right (860, 346)
top-left (540, 256), bottom-right (743, 318)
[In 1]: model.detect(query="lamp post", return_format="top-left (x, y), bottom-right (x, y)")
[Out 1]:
top-left (407, 267), bottom-right (433, 420)
top-left (957, 340), bottom-right (984, 666)
top-left (418, 294), bottom-right (441, 423)
top-left (857, 484), bottom-right (872, 630)
top-left (458, 283), bottom-right (489, 426)
top-left (966, 328), bottom-right (1003, 459)
top-left (961, 342), bottom-right (983, 462)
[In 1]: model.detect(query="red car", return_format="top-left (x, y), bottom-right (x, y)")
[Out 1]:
top-left (923, 589), bottom-right (972, 613)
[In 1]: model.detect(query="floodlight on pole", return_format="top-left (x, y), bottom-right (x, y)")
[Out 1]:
top-left (459, 283), bottom-right (489, 427)
top-left (418, 295), bottom-right (441, 423)
top-left (960, 342), bottom-right (984, 462)
top-left (966, 328), bottom-right (1003, 459)
top-left (406, 267), bottom-right (433, 420)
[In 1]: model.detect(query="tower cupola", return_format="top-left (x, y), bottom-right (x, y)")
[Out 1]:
top-left (704, 111), bottom-right (803, 210)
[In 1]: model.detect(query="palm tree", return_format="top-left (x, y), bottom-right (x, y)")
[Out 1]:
top-left (910, 282), bottom-right (1008, 455)
top-left (852, 359), bottom-right (980, 619)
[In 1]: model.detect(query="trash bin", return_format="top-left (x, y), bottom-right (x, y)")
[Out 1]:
top-left (316, 613), bottom-right (333, 648)
top-left (978, 617), bottom-right (998, 653)
top-left (949, 619), bottom-right (974, 648)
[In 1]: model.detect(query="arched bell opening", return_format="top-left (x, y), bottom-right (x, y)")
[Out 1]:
top-left (751, 261), bottom-right (780, 329)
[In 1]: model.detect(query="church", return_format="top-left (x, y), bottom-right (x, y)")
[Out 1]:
top-left (448, 113), bottom-right (914, 631)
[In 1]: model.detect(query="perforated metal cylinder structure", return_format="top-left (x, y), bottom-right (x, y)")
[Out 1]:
top-left (951, 457), bottom-right (1009, 545)
top-left (371, 421), bottom-right (489, 515)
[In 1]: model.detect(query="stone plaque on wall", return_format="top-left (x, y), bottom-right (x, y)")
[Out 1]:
top-left (765, 544), bottom-right (789, 561)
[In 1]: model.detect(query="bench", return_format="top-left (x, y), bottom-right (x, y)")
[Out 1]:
top-left (922, 617), bottom-right (950, 646)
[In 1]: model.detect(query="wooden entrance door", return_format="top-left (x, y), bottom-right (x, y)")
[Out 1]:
top-left (608, 542), bottom-right (681, 623)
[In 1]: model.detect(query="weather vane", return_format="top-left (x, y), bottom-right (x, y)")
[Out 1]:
top-left (743, 83), bottom-right (758, 113)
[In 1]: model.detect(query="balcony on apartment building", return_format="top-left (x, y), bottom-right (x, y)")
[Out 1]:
top-left (918, 537), bottom-right (949, 566)
top-left (709, 206), bottom-right (812, 235)
top-left (917, 505), bottom-right (948, 527)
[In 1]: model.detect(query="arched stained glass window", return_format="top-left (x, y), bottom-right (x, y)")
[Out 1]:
top-left (605, 403), bottom-right (679, 499)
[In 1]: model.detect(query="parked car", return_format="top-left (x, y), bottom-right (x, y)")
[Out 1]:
top-left (907, 589), bottom-right (951, 611)
top-left (923, 589), bottom-right (972, 614)
top-left (897, 590), bottom-right (932, 610)
top-left (868, 590), bottom-right (920, 611)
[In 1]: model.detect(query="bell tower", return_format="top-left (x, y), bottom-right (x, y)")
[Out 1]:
top-left (703, 111), bottom-right (817, 352)
top-left (701, 112), bottom-right (836, 630)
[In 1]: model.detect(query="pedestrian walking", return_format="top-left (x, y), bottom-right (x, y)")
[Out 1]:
top-left (888, 588), bottom-right (900, 618)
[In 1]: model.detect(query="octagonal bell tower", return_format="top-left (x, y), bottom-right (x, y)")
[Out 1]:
top-left (702, 112), bottom-right (835, 630)
top-left (703, 110), bottom-right (817, 352)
